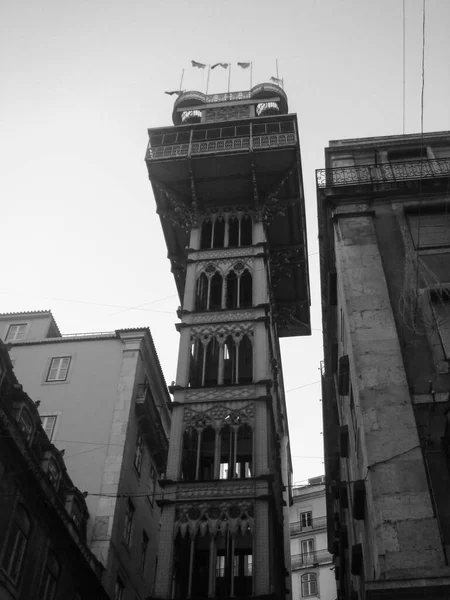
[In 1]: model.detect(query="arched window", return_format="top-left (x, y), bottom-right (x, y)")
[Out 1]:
top-left (238, 335), bottom-right (253, 384)
top-left (201, 219), bottom-right (213, 249)
top-left (226, 271), bottom-right (238, 309)
top-left (204, 338), bottom-right (220, 387)
top-left (239, 270), bottom-right (252, 308)
top-left (199, 426), bottom-right (216, 481)
top-left (196, 273), bottom-right (208, 311)
top-left (2, 504), bottom-right (32, 584)
top-left (235, 424), bottom-right (253, 478)
top-left (209, 272), bottom-right (223, 310)
top-left (301, 573), bottom-right (317, 597)
top-left (213, 217), bottom-right (225, 248)
top-left (223, 336), bottom-right (237, 385)
top-left (189, 339), bottom-right (206, 387)
top-left (47, 458), bottom-right (60, 490)
top-left (240, 215), bottom-right (252, 246)
top-left (228, 217), bottom-right (240, 247)
top-left (182, 427), bottom-right (199, 480)
top-left (219, 425), bottom-right (233, 480)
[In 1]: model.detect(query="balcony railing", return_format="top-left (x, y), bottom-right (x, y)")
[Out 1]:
top-left (147, 121), bottom-right (296, 161)
top-left (316, 158), bottom-right (450, 189)
top-left (291, 549), bottom-right (333, 570)
top-left (289, 515), bottom-right (327, 536)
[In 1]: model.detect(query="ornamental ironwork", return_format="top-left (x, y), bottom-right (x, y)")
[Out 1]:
top-left (316, 158), bottom-right (450, 189)
top-left (146, 132), bottom-right (296, 161)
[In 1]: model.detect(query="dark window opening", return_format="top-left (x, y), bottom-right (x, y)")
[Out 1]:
top-left (238, 336), bottom-right (253, 384)
top-left (196, 273), bottom-right (209, 311)
top-left (213, 218), bottom-right (225, 248)
top-left (182, 426), bottom-right (198, 481)
top-left (235, 424), bottom-right (253, 479)
top-left (228, 217), bottom-right (240, 247)
top-left (209, 273), bottom-right (223, 310)
top-left (223, 336), bottom-right (237, 385)
top-left (239, 270), bottom-right (252, 307)
top-left (204, 338), bottom-right (220, 387)
top-left (226, 271), bottom-right (238, 309)
top-left (199, 426), bottom-right (216, 481)
top-left (240, 215), bottom-right (252, 246)
top-left (201, 219), bottom-right (213, 249)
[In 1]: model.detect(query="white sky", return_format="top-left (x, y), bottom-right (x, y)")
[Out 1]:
top-left (1, 0), bottom-right (449, 485)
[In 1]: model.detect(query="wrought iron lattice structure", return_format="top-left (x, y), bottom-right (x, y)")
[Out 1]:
top-left (316, 158), bottom-right (450, 189)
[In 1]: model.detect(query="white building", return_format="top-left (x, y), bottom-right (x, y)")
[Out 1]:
top-left (290, 476), bottom-right (336, 600)
top-left (0, 310), bottom-right (171, 600)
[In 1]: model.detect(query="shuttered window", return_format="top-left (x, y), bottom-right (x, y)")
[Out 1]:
top-left (407, 212), bottom-right (450, 249)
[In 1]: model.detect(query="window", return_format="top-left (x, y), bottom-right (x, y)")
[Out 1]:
top-left (47, 357), bottom-right (71, 382)
top-left (40, 415), bottom-right (57, 441)
top-left (301, 539), bottom-right (315, 566)
top-left (6, 324), bottom-right (27, 342)
top-left (300, 511), bottom-right (312, 529)
top-left (147, 464), bottom-right (157, 505)
top-left (18, 408), bottom-right (34, 442)
top-left (47, 459), bottom-right (60, 489)
top-left (134, 433), bottom-right (144, 475)
top-left (39, 551), bottom-right (60, 600)
top-left (2, 504), bottom-right (31, 584)
top-left (115, 577), bottom-right (125, 600)
top-left (301, 573), bottom-right (317, 597)
top-left (123, 500), bottom-right (135, 546)
top-left (140, 531), bottom-right (149, 574)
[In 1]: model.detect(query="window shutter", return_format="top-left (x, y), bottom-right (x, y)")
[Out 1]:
top-left (338, 355), bottom-right (350, 395)
top-left (352, 480), bottom-right (366, 520)
top-left (351, 543), bottom-right (363, 576)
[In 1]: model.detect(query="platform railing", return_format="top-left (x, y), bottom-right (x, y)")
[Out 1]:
top-left (316, 157), bottom-right (450, 189)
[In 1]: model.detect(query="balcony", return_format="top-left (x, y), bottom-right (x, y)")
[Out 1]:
top-left (289, 515), bottom-right (327, 536)
top-left (291, 549), bottom-right (333, 570)
top-left (146, 119), bottom-right (296, 161)
top-left (316, 157), bottom-right (450, 191)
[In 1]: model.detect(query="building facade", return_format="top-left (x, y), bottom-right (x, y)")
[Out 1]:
top-left (145, 83), bottom-right (311, 600)
top-left (290, 477), bottom-right (335, 600)
top-left (0, 311), bottom-right (171, 600)
top-left (0, 339), bottom-right (109, 600)
top-left (317, 131), bottom-right (450, 599)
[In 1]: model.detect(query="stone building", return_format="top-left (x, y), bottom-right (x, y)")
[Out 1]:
top-left (145, 83), bottom-right (311, 600)
top-left (0, 339), bottom-right (109, 600)
top-left (289, 476), bottom-right (335, 600)
top-left (317, 131), bottom-right (450, 599)
top-left (0, 311), bottom-right (171, 600)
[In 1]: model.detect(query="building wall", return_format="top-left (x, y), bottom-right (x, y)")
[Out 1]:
top-left (0, 312), bottom-right (57, 342)
top-left (2, 316), bottom-right (171, 600)
top-left (290, 481), bottom-right (336, 600)
top-left (318, 131), bottom-right (450, 599)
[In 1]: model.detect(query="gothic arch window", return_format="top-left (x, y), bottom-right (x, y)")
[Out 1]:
top-left (196, 273), bottom-right (208, 311)
top-left (239, 270), bottom-right (252, 308)
top-left (238, 335), bottom-right (253, 384)
top-left (204, 338), bottom-right (220, 387)
top-left (213, 217), bottom-right (225, 249)
top-left (219, 422), bottom-right (253, 480)
top-left (199, 426), bottom-right (216, 481)
top-left (223, 336), bottom-right (237, 385)
top-left (226, 271), bottom-right (238, 309)
top-left (236, 424), bottom-right (253, 478)
top-left (200, 219), bottom-right (213, 249)
top-left (209, 272), bottom-right (223, 310)
top-left (181, 426), bottom-right (199, 480)
top-left (199, 213), bottom-right (253, 249)
top-left (240, 215), bottom-right (253, 246)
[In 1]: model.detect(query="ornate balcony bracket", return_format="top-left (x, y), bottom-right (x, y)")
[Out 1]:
top-left (270, 245), bottom-right (306, 287)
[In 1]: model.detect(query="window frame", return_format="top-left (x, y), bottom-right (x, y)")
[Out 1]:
top-left (1, 504), bottom-right (32, 586)
top-left (301, 572), bottom-right (318, 597)
top-left (133, 433), bottom-right (144, 476)
top-left (5, 323), bottom-right (27, 342)
top-left (40, 414), bottom-right (58, 441)
top-left (46, 357), bottom-right (71, 382)
top-left (123, 499), bottom-right (135, 546)
top-left (300, 510), bottom-right (312, 529)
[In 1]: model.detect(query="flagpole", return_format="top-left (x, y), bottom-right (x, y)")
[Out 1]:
top-left (276, 59), bottom-right (279, 81)
top-left (206, 65), bottom-right (211, 95)
top-left (250, 62), bottom-right (253, 88)
top-left (228, 64), bottom-right (231, 93)
top-left (179, 68), bottom-right (185, 93)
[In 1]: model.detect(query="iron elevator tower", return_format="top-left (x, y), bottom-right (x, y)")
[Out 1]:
top-left (145, 82), bottom-right (311, 600)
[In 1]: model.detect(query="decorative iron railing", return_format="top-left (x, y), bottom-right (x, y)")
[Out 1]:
top-left (173, 83), bottom-right (287, 109)
top-left (291, 549), bottom-right (333, 570)
top-left (316, 158), bottom-right (450, 189)
top-left (289, 515), bottom-right (327, 535)
top-left (147, 132), bottom-right (296, 160)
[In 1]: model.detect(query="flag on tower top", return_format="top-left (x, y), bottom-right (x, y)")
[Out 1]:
top-left (237, 62), bottom-right (251, 69)
top-left (165, 90), bottom-right (182, 96)
top-left (191, 60), bottom-right (206, 69)
top-left (270, 76), bottom-right (283, 85)
top-left (211, 63), bottom-right (230, 70)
